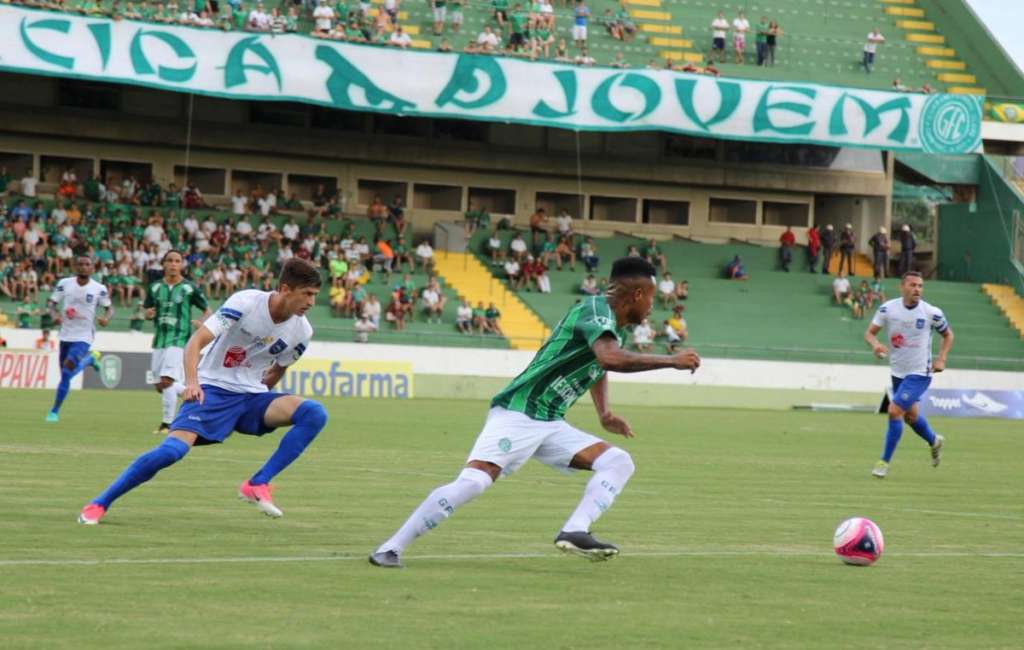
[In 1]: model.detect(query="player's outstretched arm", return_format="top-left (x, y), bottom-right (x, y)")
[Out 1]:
top-left (864, 323), bottom-right (887, 358)
top-left (592, 334), bottom-right (700, 374)
top-left (933, 327), bottom-right (954, 372)
top-left (182, 325), bottom-right (216, 403)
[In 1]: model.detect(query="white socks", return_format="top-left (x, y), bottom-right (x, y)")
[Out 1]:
top-left (378, 467), bottom-right (493, 554)
top-left (159, 383), bottom-right (186, 424)
top-left (562, 447), bottom-right (635, 533)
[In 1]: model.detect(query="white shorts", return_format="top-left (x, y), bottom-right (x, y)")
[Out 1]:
top-left (451, 9), bottom-right (463, 24)
top-left (572, 25), bottom-right (587, 41)
top-left (466, 407), bottom-right (604, 477)
top-left (433, 6), bottom-right (446, 22)
top-left (150, 346), bottom-right (184, 384)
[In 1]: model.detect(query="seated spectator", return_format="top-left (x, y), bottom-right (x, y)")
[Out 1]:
top-left (610, 51), bottom-right (630, 68)
top-left (657, 272), bottom-right (676, 308)
top-left (508, 232), bottom-right (528, 261)
top-left (532, 257), bottom-right (551, 293)
top-left (353, 315), bottom-right (375, 342)
top-left (644, 238), bottom-right (667, 273)
top-left (852, 281), bottom-right (870, 319)
top-left (362, 293), bottom-right (382, 329)
top-left (504, 257), bottom-right (524, 290)
top-left (832, 271), bottom-right (852, 304)
top-left (616, 3), bottom-right (635, 41)
top-left (486, 302), bottom-right (504, 336)
top-left (329, 276), bottom-right (349, 316)
top-left (726, 255), bottom-right (748, 280)
top-left (464, 201), bottom-right (491, 234)
top-left (415, 239), bottom-right (435, 273)
top-left (574, 47), bottom-right (596, 66)
top-left (472, 300), bottom-right (489, 334)
top-left (530, 23), bottom-right (554, 60)
top-left (384, 294), bottom-right (405, 331)
top-left (663, 319), bottom-right (681, 352)
top-left (476, 25), bottom-right (501, 52)
top-left (421, 280), bottom-right (446, 324)
top-left (779, 225), bottom-right (795, 272)
top-left (57, 167), bottom-right (77, 199)
top-left (626, 244), bottom-right (641, 258)
top-left (668, 305), bottom-right (687, 342)
top-left (632, 318), bottom-right (654, 352)
top-left (579, 236), bottom-right (599, 272)
top-left (456, 299), bottom-right (473, 334)
top-left (390, 26), bottom-right (412, 48)
top-left (579, 273), bottom-right (599, 296)
top-left (554, 39), bottom-right (571, 62)
top-left (602, 8), bottom-right (621, 40)
top-left (553, 235), bottom-right (576, 271)
top-left (675, 279), bottom-right (689, 301)
top-left (869, 274), bottom-right (886, 304)
top-left (392, 236), bottom-right (414, 272)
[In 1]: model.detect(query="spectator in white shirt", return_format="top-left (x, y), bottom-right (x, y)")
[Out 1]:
top-left (415, 240), bottom-right (434, 272)
top-left (354, 315), bottom-right (374, 343)
top-left (732, 11), bottom-right (749, 63)
top-left (632, 318), bottom-right (654, 352)
top-left (143, 220), bottom-right (165, 245)
top-left (862, 28), bottom-right (885, 73)
top-left (487, 231), bottom-right (504, 265)
top-left (231, 189), bottom-right (248, 216)
top-left (282, 217), bottom-right (300, 242)
top-left (580, 273), bottom-right (599, 296)
top-left (390, 26), bottom-right (413, 48)
top-left (362, 293), bottom-right (382, 329)
top-left (456, 299), bottom-right (473, 334)
top-left (249, 2), bottom-right (272, 31)
top-left (20, 170), bottom-right (38, 198)
top-left (833, 271), bottom-right (853, 304)
top-left (555, 209), bottom-right (573, 236)
top-left (258, 189), bottom-right (277, 217)
top-left (201, 216), bottom-right (217, 236)
top-left (421, 283), bottom-right (445, 324)
top-left (508, 233), bottom-right (528, 261)
top-left (477, 26), bottom-right (500, 52)
top-left (257, 216), bottom-right (277, 242)
top-left (235, 219), bottom-right (254, 238)
top-left (183, 214), bottom-right (199, 239)
top-left (504, 258), bottom-right (523, 290)
top-left (658, 272), bottom-right (677, 308)
top-left (710, 11), bottom-right (729, 63)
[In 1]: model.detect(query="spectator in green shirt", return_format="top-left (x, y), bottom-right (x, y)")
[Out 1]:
top-left (16, 298), bottom-right (37, 329)
top-left (756, 16), bottom-right (769, 66)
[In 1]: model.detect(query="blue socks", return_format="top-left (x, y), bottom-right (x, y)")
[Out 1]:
top-left (882, 415), bottom-right (938, 462)
top-left (50, 354), bottom-right (96, 414)
top-left (250, 401), bottom-right (327, 486)
top-left (882, 418), bottom-right (903, 462)
top-left (93, 437), bottom-right (190, 509)
top-left (908, 415), bottom-right (937, 446)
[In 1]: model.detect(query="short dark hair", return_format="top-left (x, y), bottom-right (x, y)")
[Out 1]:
top-left (901, 271), bottom-right (922, 281)
top-left (161, 249), bottom-right (183, 263)
top-left (279, 258), bottom-right (323, 289)
top-left (610, 257), bottom-right (657, 282)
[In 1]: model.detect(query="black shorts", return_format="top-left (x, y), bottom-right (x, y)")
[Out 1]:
top-left (511, 32), bottom-right (525, 46)
top-left (712, 37), bottom-right (725, 50)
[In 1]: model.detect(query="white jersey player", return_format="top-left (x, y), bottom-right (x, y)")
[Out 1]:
top-left (864, 271), bottom-right (953, 478)
top-left (46, 256), bottom-right (113, 422)
top-left (78, 259), bottom-right (328, 525)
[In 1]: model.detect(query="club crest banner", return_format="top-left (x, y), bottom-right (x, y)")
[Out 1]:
top-left (0, 5), bottom-right (985, 153)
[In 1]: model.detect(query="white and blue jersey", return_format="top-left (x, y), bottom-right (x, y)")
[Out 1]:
top-left (171, 290), bottom-right (313, 442)
top-left (49, 277), bottom-right (111, 344)
top-left (871, 298), bottom-right (949, 409)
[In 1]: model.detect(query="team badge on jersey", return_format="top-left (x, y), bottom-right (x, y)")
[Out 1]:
top-left (915, 318), bottom-right (925, 330)
top-left (86, 294), bottom-right (94, 303)
top-left (268, 339), bottom-right (288, 355)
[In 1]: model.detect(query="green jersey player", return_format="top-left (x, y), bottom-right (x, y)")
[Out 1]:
top-left (144, 250), bottom-right (210, 434)
top-left (370, 257), bottom-right (701, 568)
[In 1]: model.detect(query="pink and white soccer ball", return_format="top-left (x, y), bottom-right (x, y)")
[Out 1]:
top-left (833, 517), bottom-right (884, 566)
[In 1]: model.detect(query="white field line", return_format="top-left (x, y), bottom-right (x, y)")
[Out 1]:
top-left (1, 549), bottom-right (1022, 568)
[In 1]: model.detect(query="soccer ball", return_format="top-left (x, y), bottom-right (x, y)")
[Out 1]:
top-left (833, 517), bottom-right (884, 566)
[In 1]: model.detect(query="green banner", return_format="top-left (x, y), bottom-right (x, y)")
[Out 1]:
top-left (0, 6), bottom-right (985, 153)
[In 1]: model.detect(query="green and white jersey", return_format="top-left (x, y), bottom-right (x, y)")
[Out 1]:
top-left (491, 295), bottom-right (624, 421)
top-left (144, 279), bottom-right (209, 349)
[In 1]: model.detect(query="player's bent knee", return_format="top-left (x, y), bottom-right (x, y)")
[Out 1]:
top-left (600, 447), bottom-right (636, 476)
top-left (457, 467), bottom-right (493, 497)
top-left (887, 404), bottom-right (904, 419)
top-left (293, 400), bottom-right (328, 429)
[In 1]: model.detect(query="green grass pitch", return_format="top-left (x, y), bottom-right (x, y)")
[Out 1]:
top-left (1, 390), bottom-right (1021, 649)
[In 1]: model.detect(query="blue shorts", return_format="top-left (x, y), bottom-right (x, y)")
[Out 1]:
top-left (59, 341), bottom-right (91, 368)
top-left (170, 385), bottom-right (287, 444)
top-left (891, 374), bottom-right (931, 410)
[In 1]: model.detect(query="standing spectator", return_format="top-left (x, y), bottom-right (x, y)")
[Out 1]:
top-left (387, 195), bottom-right (406, 235)
top-left (492, 0), bottom-right (508, 32)
top-left (806, 224), bottom-right (821, 273)
top-left (778, 225), bottom-right (795, 272)
top-left (862, 28), bottom-right (884, 73)
top-left (579, 236), bottom-right (599, 272)
top-left (312, 0), bottom-right (334, 33)
top-left (868, 226), bottom-right (890, 278)
top-left (709, 11), bottom-right (728, 63)
top-left (528, 208), bottom-right (548, 248)
top-left (832, 270), bottom-right (852, 305)
top-left (839, 223), bottom-right (856, 276)
top-left (898, 224), bottom-right (916, 275)
top-left (450, 0), bottom-right (463, 33)
top-left (766, 19), bottom-right (781, 66)
top-left (456, 299), bottom-right (473, 334)
top-left (820, 224), bottom-right (835, 275)
top-left (508, 3), bottom-right (528, 53)
top-left (572, 0), bottom-right (590, 48)
top-left (657, 272), bottom-right (676, 308)
top-left (632, 318), bottom-right (654, 352)
top-left (431, 0), bottom-right (447, 35)
top-left (20, 169), bottom-right (38, 198)
top-left (755, 16), bottom-right (769, 66)
top-left (555, 209), bottom-right (573, 236)
top-left (732, 11), bottom-right (749, 64)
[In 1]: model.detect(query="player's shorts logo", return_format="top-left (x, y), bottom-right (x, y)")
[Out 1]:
top-left (498, 437), bottom-right (512, 453)
top-left (223, 346), bottom-right (247, 368)
top-left (890, 333), bottom-right (905, 349)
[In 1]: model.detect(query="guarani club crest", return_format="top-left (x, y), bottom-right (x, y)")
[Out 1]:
top-left (99, 354), bottom-right (122, 389)
top-left (918, 95), bottom-right (982, 154)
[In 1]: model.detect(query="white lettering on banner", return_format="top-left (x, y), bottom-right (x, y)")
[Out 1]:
top-left (0, 350), bottom-right (52, 388)
top-left (0, 5), bottom-right (983, 153)
top-left (928, 395), bottom-right (962, 411)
